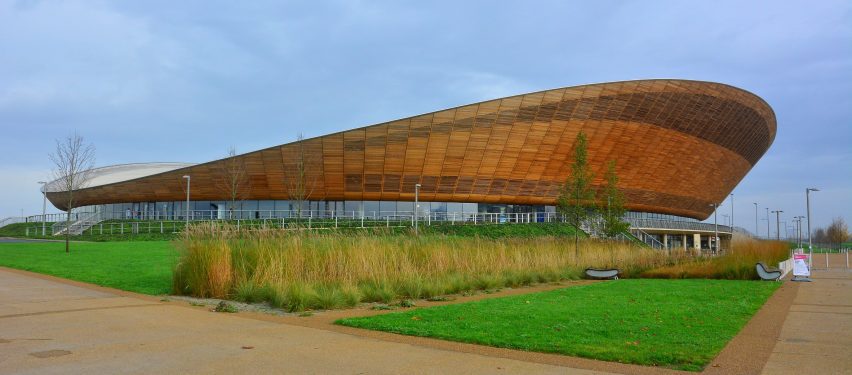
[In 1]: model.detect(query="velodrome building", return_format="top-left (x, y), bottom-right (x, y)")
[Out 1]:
top-left (44, 79), bottom-right (776, 251)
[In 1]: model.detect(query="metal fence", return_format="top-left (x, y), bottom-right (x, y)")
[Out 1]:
top-left (23, 211), bottom-right (564, 237)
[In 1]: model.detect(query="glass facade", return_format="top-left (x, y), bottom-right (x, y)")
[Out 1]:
top-left (74, 199), bottom-right (698, 223)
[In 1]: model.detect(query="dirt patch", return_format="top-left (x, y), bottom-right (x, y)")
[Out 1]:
top-left (29, 349), bottom-right (72, 358)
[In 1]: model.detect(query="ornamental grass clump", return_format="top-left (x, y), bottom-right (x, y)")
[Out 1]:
top-left (172, 224), bottom-right (665, 311)
top-left (640, 237), bottom-right (788, 279)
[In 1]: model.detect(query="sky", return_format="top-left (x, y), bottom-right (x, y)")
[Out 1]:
top-left (1, 0), bottom-right (850, 235)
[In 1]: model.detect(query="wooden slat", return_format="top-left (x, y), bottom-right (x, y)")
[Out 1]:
top-left (51, 80), bottom-right (777, 220)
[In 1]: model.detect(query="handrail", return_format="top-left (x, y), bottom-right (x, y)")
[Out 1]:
top-left (629, 227), bottom-right (665, 249)
top-left (0, 217), bottom-right (27, 229)
top-left (625, 218), bottom-right (733, 234)
top-left (52, 212), bottom-right (102, 236)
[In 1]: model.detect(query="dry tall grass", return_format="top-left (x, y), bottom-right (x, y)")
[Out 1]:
top-left (640, 237), bottom-right (789, 279)
top-left (172, 226), bottom-right (789, 311)
top-left (173, 225), bottom-right (669, 310)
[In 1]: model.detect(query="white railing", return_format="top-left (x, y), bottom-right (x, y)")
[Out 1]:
top-left (52, 212), bottom-right (102, 236)
top-left (20, 209), bottom-right (743, 249)
top-left (630, 227), bottom-right (665, 249)
top-left (86, 209), bottom-right (562, 223)
top-left (0, 217), bottom-right (27, 229)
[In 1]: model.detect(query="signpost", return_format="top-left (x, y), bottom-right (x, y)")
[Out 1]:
top-left (792, 250), bottom-right (812, 282)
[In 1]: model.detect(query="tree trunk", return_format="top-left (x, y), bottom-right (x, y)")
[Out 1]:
top-left (65, 211), bottom-right (70, 253)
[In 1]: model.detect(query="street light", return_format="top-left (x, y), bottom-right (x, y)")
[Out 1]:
top-left (806, 188), bottom-right (818, 266)
top-left (765, 207), bottom-right (770, 239)
top-left (183, 175), bottom-right (191, 227)
top-left (794, 216), bottom-right (805, 248)
top-left (709, 203), bottom-right (720, 253)
top-left (38, 181), bottom-right (47, 236)
top-left (414, 183), bottom-right (421, 236)
top-left (771, 210), bottom-right (783, 241)
top-left (753, 202), bottom-right (758, 238)
top-left (729, 194), bottom-right (734, 253)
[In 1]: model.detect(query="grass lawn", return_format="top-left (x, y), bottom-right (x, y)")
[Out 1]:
top-left (337, 279), bottom-right (780, 371)
top-left (0, 241), bottom-right (177, 295)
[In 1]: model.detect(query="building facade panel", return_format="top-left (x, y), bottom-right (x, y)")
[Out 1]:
top-left (46, 79), bottom-right (776, 221)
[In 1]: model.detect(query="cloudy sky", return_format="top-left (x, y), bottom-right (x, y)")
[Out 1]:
top-left (1, 0), bottom-right (849, 234)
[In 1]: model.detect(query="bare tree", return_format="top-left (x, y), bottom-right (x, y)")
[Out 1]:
top-left (282, 133), bottom-right (320, 223)
top-left (215, 146), bottom-right (250, 219)
top-left (813, 227), bottom-right (827, 244)
top-left (49, 132), bottom-right (95, 253)
top-left (826, 217), bottom-right (849, 246)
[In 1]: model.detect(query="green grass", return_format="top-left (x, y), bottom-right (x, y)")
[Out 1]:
top-left (0, 222), bottom-right (54, 237)
top-left (3, 221), bottom-right (587, 241)
top-left (337, 279), bottom-right (779, 371)
top-left (0, 241), bottom-right (177, 294)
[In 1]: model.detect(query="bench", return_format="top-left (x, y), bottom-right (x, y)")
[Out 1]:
top-left (584, 268), bottom-right (620, 280)
top-left (756, 262), bottom-right (782, 281)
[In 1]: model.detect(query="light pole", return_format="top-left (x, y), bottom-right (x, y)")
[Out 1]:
top-left (414, 183), bottom-right (421, 235)
top-left (38, 181), bottom-right (47, 236)
top-left (183, 175), bottom-right (191, 227)
top-left (795, 216), bottom-right (805, 248)
top-left (806, 188), bottom-right (818, 266)
top-left (710, 203), bottom-right (719, 253)
top-left (729, 194), bottom-right (734, 253)
top-left (753, 202), bottom-right (758, 238)
top-left (771, 210), bottom-right (783, 241)
top-left (766, 207), bottom-right (770, 239)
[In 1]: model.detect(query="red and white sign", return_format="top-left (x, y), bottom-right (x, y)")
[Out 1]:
top-left (793, 253), bottom-right (810, 277)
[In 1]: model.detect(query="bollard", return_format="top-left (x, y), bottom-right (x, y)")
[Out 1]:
top-left (826, 251), bottom-right (829, 270)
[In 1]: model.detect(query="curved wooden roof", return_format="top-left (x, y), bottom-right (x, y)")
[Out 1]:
top-left (47, 79), bottom-right (776, 220)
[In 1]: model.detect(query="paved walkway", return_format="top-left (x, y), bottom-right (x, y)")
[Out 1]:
top-left (2, 263), bottom-right (848, 374)
top-left (761, 257), bottom-right (852, 374)
top-left (0, 268), bottom-right (606, 375)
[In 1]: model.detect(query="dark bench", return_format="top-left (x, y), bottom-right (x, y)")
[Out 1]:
top-left (584, 268), bottom-right (620, 280)
top-left (756, 262), bottom-right (782, 281)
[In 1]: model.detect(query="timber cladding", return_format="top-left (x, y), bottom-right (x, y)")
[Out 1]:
top-left (47, 79), bottom-right (776, 220)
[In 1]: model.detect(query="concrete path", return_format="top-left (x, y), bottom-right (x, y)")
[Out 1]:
top-left (0, 268), bottom-right (607, 375)
top-left (761, 258), bottom-right (852, 375)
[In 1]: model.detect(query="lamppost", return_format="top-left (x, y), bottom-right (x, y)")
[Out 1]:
top-left (753, 202), bottom-right (758, 238)
top-left (183, 175), bottom-right (191, 227)
top-left (793, 216), bottom-right (804, 248)
top-left (765, 207), bottom-right (770, 239)
top-left (771, 210), bottom-right (783, 241)
top-left (414, 183), bottom-right (421, 236)
top-left (729, 193), bottom-right (734, 252)
top-left (806, 188), bottom-right (818, 266)
top-left (38, 181), bottom-right (47, 236)
top-left (709, 203), bottom-right (719, 253)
